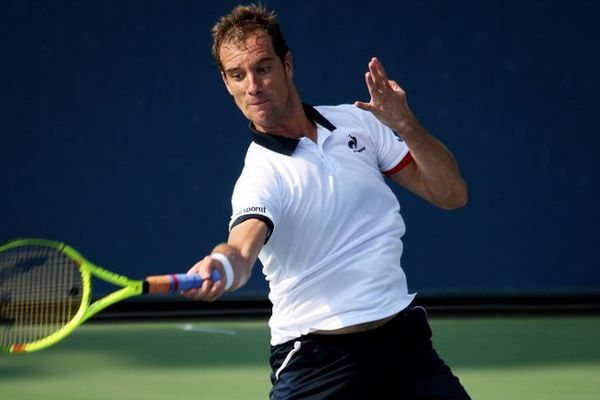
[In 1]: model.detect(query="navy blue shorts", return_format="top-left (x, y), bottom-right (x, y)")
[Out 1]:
top-left (269, 306), bottom-right (471, 399)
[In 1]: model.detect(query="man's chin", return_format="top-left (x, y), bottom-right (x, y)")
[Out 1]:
top-left (247, 110), bottom-right (275, 129)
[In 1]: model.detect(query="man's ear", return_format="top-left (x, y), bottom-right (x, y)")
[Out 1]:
top-left (284, 51), bottom-right (293, 80)
top-left (221, 70), bottom-right (234, 96)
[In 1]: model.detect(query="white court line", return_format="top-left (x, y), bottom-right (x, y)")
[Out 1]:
top-left (177, 323), bottom-right (237, 336)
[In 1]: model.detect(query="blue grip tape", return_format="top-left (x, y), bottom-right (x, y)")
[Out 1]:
top-left (173, 270), bottom-right (222, 292)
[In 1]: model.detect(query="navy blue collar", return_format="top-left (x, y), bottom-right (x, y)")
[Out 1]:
top-left (249, 103), bottom-right (337, 156)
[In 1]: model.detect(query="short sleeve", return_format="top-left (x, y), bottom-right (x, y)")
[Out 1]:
top-left (229, 157), bottom-right (280, 244)
top-left (357, 109), bottom-right (413, 176)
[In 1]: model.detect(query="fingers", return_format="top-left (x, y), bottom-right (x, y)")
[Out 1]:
top-left (183, 277), bottom-right (223, 301)
top-left (358, 57), bottom-right (391, 102)
top-left (364, 70), bottom-right (377, 101)
top-left (368, 57), bottom-right (390, 91)
top-left (354, 100), bottom-right (372, 111)
top-left (388, 80), bottom-right (401, 91)
top-left (353, 69), bottom-right (377, 111)
top-left (181, 256), bottom-right (225, 302)
top-left (355, 57), bottom-right (401, 111)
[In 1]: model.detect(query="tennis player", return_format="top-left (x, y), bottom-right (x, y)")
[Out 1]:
top-left (184, 4), bottom-right (471, 399)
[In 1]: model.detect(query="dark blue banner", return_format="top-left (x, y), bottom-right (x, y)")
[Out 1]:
top-left (1, 0), bottom-right (598, 297)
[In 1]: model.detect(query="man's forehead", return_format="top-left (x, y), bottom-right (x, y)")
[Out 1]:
top-left (220, 31), bottom-right (274, 64)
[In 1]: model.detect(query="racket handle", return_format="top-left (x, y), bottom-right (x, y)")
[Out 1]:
top-left (144, 270), bottom-right (221, 294)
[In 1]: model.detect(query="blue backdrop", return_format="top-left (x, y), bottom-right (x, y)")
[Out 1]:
top-left (1, 0), bottom-right (598, 298)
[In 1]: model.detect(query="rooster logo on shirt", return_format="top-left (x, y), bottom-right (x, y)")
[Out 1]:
top-left (347, 135), bottom-right (366, 153)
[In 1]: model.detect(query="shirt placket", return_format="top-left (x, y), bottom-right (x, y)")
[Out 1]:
top-left (315, 127), bottom-right (340, 174)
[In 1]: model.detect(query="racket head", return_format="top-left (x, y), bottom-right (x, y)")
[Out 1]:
top-left (0, 239), bottom-right (91, 354)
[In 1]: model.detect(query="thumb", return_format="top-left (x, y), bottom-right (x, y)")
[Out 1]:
top-left (354, 100), bottom-right (372, 111)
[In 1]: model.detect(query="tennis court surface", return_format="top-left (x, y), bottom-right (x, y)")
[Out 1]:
top-left (2, 316), bottom-right (599, 399)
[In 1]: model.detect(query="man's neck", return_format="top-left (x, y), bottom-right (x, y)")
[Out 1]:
top-left (253, 95), bottom-right (317, 142)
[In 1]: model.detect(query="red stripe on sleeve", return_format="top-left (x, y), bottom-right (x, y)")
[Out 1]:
top-left (383, 152), bottom-right (413, 177)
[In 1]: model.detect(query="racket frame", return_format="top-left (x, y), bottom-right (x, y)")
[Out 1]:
top-left (0, 238), bottom-right (144, 354)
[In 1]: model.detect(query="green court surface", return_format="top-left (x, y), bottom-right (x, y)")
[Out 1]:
top-left (1, 316), bottom-right (599, 399)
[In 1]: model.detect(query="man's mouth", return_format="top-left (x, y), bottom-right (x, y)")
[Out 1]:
top-left (248, 99), bottom-right (269, 107)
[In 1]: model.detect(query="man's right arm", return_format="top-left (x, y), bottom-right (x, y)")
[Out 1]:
top-left (182, 218), bottom-right (268, 301)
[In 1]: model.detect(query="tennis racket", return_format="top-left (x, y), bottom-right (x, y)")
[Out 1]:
top-left (0, 238), bottom-right (220, 354)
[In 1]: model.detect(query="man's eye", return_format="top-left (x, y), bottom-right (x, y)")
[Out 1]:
top-left (258, 66), bottom-right (271, 74)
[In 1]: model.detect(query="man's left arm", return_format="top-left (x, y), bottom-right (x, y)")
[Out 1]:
top-left (355, 57), bottom-right (468, 210)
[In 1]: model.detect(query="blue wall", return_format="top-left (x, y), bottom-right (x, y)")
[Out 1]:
top-left (1, 0), bottom-right (599, 298)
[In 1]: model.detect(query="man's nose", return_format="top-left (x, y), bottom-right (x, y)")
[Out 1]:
top-left (247, 73), bottom-right (262, 95)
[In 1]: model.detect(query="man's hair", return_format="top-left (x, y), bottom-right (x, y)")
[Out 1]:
top-left (211, 4), bottom-right (289, 71)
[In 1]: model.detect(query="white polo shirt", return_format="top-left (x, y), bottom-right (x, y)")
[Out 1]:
top-left (229, 103), bottom-right (416, 345)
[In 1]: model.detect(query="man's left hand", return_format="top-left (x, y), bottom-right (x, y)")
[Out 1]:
top-left (354, 57), bottom-right (419, 136)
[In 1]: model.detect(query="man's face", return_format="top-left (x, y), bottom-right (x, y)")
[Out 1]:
top-left (219, 31), bottom-right (293, 130)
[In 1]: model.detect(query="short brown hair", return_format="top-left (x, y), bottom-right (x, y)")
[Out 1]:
top-left (211, 4), bottom-right (289, 71)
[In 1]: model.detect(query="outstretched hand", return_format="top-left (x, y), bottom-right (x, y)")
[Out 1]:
top-left (354, 57), bottom-right (417, 134)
